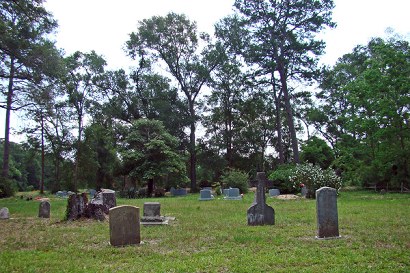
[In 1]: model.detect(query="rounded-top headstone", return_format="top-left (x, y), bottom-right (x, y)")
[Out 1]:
top-left (38, 200), bottom-right (51, 218)
top-left (0, 207), bottom-right (10, 219)
top-left (316, 187), bottom-right (340, 239)
top-left (109, 205), bottom-right (140, 246)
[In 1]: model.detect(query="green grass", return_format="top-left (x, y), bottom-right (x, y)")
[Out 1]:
top-left (0, 190), bottom-right (409, 272)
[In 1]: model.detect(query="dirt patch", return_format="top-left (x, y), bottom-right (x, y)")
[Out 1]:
top-left (273, 194), bottom-right (300, 200)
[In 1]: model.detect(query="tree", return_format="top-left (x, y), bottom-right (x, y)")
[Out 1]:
top-left (62, 51), bottom-right (107, 192)
top-left (126, 12), bottom-right (221, 191)
top-left (0, 0), bottom-right (59, 190)
top-left (316, 37), bottom-right (410, 189)
top-left (219, 0), bottom-right (336, 164)
top-left (120, 119), bottom-right (188, 197)
top-left (300, 136), bottom-right (334, 169)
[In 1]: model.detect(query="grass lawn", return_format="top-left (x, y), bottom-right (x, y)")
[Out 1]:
top-left (0, 190), bottom-right (409, 272)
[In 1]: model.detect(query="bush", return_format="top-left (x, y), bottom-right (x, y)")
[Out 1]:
top-left (220, 169), bottom-right (249, 194)
top-left (289, 163), bottom-right (342, 198)
top-left (0, 177), bottom-right (15, 198)
top-left (268, 164), bottom-right (297, 194)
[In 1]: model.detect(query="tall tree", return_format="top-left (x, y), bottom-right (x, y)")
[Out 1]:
top-left (219, 0), bottom-right (336, 163)
top-left (126, 12), bottom-right (220, 191)
top-left (0, 0), bottom-right (59, 186)
top-left (62, 51), bottom-right (107, 192)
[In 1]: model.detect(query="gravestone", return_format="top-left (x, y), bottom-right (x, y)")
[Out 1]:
top-left (269, 189), bottom-right (280, 197)
top-left (171, 188), bottom-right (187, 196)
top-left (247, 172), bottom-right (275, 225)
top-left (89, 189), bottom-right (96, 198)
top-left (199, 189), bottom-right (214, 201)
top-left (316, 187), bottom-right (340, 239)
top-left (38, 200), bottom-right (50, 218)
top-left (109, 205), bottom-right (140, 246)
top-left (223, 189), bottom-right (230, 196)
top-left (92, 189), bottom-right (116, 213)
top-left (66, 193), bottom-right (88, 220)
top-left (224, 188), bottom-right (242, 200)
top-left (143, 202), bottom-right (161, 217)
top-left (301, 187), bottom-right (308, 197)
top-left (0, 207), bottom-right (9, 219)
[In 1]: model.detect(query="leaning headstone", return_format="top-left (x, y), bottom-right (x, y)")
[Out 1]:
top-left (316, 187), bottom-right (340, 239)
top-left (269, 189), bottom-right (280, 197)
top-left (199, 189), bottom-right (214, 201)
top-left (224, 188), bottom-right (242, 200)
top-left (247, 172), bottom-right (275, 226)
top-left (109, 205), bottom-right (140, 246)
top-left (0, 207), bottom-right (10, 219)
top-left (38, 200), bottom-right (50, 218)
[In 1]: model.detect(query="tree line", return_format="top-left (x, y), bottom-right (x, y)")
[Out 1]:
top-left (1, 0), bottom-right (409, 197)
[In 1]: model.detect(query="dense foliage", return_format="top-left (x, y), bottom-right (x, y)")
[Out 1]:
top-left (1, 1), bottom-right (408, 197)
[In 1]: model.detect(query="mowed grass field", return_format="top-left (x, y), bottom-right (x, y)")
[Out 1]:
top-left (0, 190), bottom-right (409, 272)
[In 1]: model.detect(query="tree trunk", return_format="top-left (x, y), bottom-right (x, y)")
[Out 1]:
top-left (73, 117), bottom-right (82, 192)
top-left (2, 57), bottom-right (15, 179)
top-left (278, 64), bottom-right (300, 163)
top-left (189, 102), bottom-right (197, 192)
top-left (40, 112), bottom-right (45, 194)
top-left (147, 178), bottom-right (154, 197)
top-left (273, 86), bottom-right (284, 164)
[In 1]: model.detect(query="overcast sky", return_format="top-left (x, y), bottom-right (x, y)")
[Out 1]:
top-left (2, 0), bottom-right (410, 142)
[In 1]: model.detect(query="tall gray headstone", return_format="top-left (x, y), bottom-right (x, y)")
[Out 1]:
top-left (0, 207), bottom-right (9, 219)
top-left (247, 172), bottom-right (275, 225)
top-left (109, 205), bottom-right (140, 246)
top-left (38, 200), bottom-right (50, 218)
top-left (316, 187), bottom-right (340, 239)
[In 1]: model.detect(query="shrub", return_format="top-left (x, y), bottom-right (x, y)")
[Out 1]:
top-left (220, 169), bottom-right (249, 194)
top-left (268, 164), bottom-right (297, 194)
top-left (0, 177), bottom-right (15, 198)
top-left (289, 163), bottom-right (342, 198)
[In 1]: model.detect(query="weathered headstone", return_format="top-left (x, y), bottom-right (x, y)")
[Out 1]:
top-left (199, 189), bottom-right (214, 201)
top-left (141, 202), bottom-right (168, 225)
top-left (66, 193), bottom-right (88, 220)
top-left (102, 189), bottom-right (116, 209)
top-left (143, 202), bottom-right (161, 217)
top-left (223, 189), bottom-right (230, 196)
top-left (38, 200), bottom-right (50, 218)
top-left (224, 188), bottom-right (242, 200)
top-left (0, 207), bottom-right (9, 219)
top-left (269, 189), bottom-right (280, 197)
top-left (109, 205), bottom-right (140, 246)
top-left (247, 172), bottom-right (275, 225)
top-left (316, 187), bottom-right (340, 239)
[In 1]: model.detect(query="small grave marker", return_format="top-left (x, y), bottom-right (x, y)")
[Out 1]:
top-left (269, 189), bottom-right (280, 197)
top-left (224, 188), bottom-right (242, 200)
top-left (199, 189), bottom-right (214, 201)
top-left (0, 207), bottom-right (9, 220)
top-left (38, 200), bottom-right (50, 218)
top-left (109, 205), bottom-right (140, 246)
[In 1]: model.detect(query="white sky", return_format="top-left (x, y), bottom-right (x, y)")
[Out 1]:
top-left (2, 0), bottom-right (410, 142)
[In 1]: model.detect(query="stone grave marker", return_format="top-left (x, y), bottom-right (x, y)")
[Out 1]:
top-left (171, 187), bottom-right (187, 196)
top-left (224, 188), bottom-right (242, 200)
top-left (66, 193), bottom-right (88, 220)
top-left (109, 205), bottom-right (140, 246)
top-left (199, 189), bottom-right (214, 201)
top-left (269, 189), bottom-right (280, 197)
top-left (223, 189), bottom-right (230, 196)
top-left (247, 172), bottom-right (275, 225)
top-left (141, 202), bottom-right (169, 225)
top-left (0, 207), bottom-right (9, 219)
top-left (38, 200), bottom-right (50, 218)
top-left (316, 187), bottom-right (340, 239)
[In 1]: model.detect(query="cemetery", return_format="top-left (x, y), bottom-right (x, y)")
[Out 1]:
top-left (0, 185), bottom-right (409, 272)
